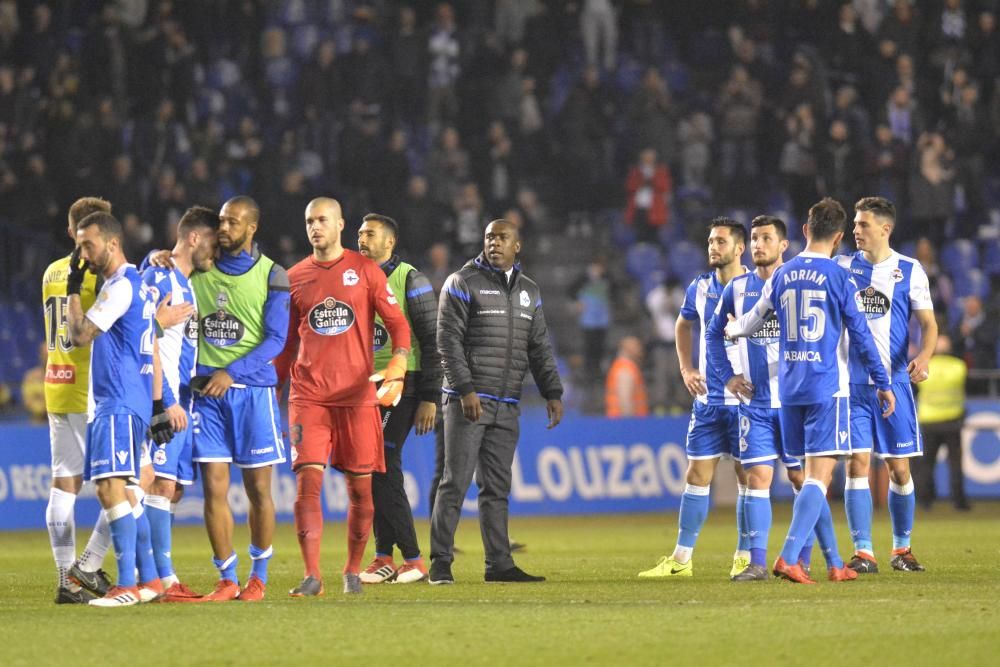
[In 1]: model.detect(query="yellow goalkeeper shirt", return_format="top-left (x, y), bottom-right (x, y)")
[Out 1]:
top-left (41, 255), bottom-right (98, 414)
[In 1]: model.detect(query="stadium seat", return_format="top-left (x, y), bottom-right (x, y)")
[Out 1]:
top-left (897, 240), bottom-right (917, 260)
top-left (953, 268), bottom-right (987, 298)
top-left (625, 242), bottom-right (665, 279)
top-left (612, 218), bottom-right (637, 249)
top-left (942, 239), bottom-right (979, 271)
top-left (981, 239), bottom-right (1000, 276)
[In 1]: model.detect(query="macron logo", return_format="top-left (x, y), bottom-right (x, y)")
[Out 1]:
top-left (839, 431), bottom-right (849, 444)
top-left (116, 450), bottom-right (129, 466)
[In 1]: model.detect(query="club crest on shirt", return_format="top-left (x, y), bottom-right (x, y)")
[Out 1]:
top-left (343, 269), bottom-right (359, 286)
top-left (215, 291), bottom-right (228, 309)
top-left (890, 268), bottom-right (904, 283)
top-left (519, 290), bottom-right (530, 307)
top-left (855, 286), bottom-right (890, 320)
top-left (309, 298), bottom-right (356, 335)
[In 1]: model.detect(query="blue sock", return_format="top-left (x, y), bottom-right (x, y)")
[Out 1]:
top-left (779, 481), bottom-right (826, 564)
top-left (134, 504), bottom-right (159, 584)
top-left (813, 494), bottom-right (843, 569)
top-left (675, 484), bottom-right (711, 556)
top-left (845, 477), bottom-right (874, 554)
top-left (736, 484), bottom-right (750, 552)
top-left (146, 495), bottom-right (174, 578)
top-left (798, 528), bottom-right (816, 566)
top-left (106, 502), bottom-right (137, 588)
top-left (745, 489), bottom-right (771, 566)
top-left (249, 544), bottom-right (273, 584)
top-left (213, 551), bottom-right (238, 583)
top-left (888, 479), bottom-right (915, 550)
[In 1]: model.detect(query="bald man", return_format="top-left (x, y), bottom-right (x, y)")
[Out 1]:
top-left (429, 219), bottom-right (564, 584)
top-left (189, 196), bottom-right (290, 601)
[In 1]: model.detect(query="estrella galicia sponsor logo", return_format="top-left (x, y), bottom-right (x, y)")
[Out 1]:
top-left (855, 286), bottom-right (890, 320)
top-left (749, 312), bottom-right (781, 346)
top-left (202, 310), bottom-right (246, 347)
top-left (185, 311), bottom-right (199, 342)
top-left (373, 322), bottom-right (389, 350)
top-left (309, 298), bottom-right (355, 336)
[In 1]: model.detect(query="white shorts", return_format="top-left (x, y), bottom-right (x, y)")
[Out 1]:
top-left (49, 412), bottom-right (88, 478)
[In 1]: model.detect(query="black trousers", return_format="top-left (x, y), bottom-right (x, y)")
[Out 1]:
top-left (915, 418), bottom-right (968, 507)
top-left (372, 396), bottom-right (421, 560)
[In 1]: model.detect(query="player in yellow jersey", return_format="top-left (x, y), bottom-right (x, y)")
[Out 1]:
top-left (42, 197), bottom-right (113, 604)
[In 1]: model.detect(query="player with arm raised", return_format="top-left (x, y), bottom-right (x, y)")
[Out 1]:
top-left (726, 198), bottom-right (895, 584)
top-left (639, 218), bottom-right (751, 580)
top-left (838, 197), bottom-right (937, 574)
top-left (275, 198), bottom-right (412, 596)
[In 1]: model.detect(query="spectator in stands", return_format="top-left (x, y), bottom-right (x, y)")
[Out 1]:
top-left (426, 3), bottom-right (461, 131)
top-left (915, 333), bottom-right (971, 511)
top-left (298, 39), bottom-right (343, 119)
top-left (645, 276), bottom-right (687, 415)
top-left (914, 237), bottom-right (954, 308)
top-left (678, 110), bottom-right (713, 190)
top-left (494, 0), bottom-right (536, 48)
top-left (884, 85), bottom-right (924, 146)
top-left (580, 0), bottom-right (617, 73)
top-left (558, 65), bottom-right (614, 211)
top-left (908, 131), bottom-right (955, 244)
top-left (571, 258), bottom-right (612, 389)
top-left (427, 125), bottom-right (470, 207)
top-left (877, 0), bottom-right (920, 59)
top-left (451, 182), bottom-right (489, 259)
top-left (425, 241), bottom-right (453, 295)
top-left (970, 10), bottom-right (999, 100)
top-left (779, 104), bottom-right (819, 224)
top-left (868, 122), bottom-right (909, 204)
top-left (605, 336), bottom-right (648, 418)
top-left (824, 3), bottom-right (870, 85)
top-left (476, 120), bottom-right (517, 211)
top-left (953, 295), bottom-right (995, 375)
top-left (342, 35), bottom-right (387, 108)
top-left (945, 82), bottom-right (989, 232)
top-left (927, 0), bottom-right (972, 72)
top-left (819, 119), bottom-right (861, 208)
top-left (21, 342), bottom-right (46, 423)
top-left (624, 147), bottom-right (672, 244)
top-left (629, 68), bottom-right (678, 170)
top-left (717, 65), bottom-right (763, 202)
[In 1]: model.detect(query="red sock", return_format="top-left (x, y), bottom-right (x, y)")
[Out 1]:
top-left (294, 468), bottom-right (324, 579)
top-left (345, 475), bottom-right (374, 575)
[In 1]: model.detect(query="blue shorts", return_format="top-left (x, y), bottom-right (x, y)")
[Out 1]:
top-left (780, 397), bottom-right (851, 459)
top-left (686, 402), bottom-right (739, 459)
top-left (192, 386), bottom-right (286, 468)
top-left (150, 405), bottom-right (195, 485)
top-left (850, 382), bottom-right (922, 459)
top-left (84, 412), bottom-right (147, 482)
top-left (738, 405), bottom-right (801, 469)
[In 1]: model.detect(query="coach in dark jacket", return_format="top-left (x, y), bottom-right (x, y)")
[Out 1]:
top-left (429, 219), bottom-right (563, 584)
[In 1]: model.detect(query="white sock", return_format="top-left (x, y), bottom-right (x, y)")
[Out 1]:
top-left (77, 508), bottom-right (111, 573)
top-left (672, 545), bottom-right (694, 563)
top-left (46, 488), bottom-right (77, 588)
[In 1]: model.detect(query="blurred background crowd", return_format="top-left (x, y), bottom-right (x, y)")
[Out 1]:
top-left (2, 0), bottom-right (1000, 418)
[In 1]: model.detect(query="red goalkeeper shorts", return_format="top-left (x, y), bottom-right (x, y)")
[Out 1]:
top-left (288, 402), bottom-right (385, 474)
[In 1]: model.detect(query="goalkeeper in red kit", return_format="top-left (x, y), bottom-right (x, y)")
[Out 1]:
top-left (275, 197), bottom-right (412, 596)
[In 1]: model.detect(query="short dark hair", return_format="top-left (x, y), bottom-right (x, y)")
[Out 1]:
top-left (68, 197), bottom-right (112, 230)
top-left (709, 217), bottom-right (746, 245)
top-left (751, 215), bottom-right (787, 240)
top-left (178, 206), bottom-right (218, 236)
top-left (77, 211), bottom-right (123, 242)
top-left (807, 197), bottom-right (847, 241)
top-left (223, 195), bottom-right (260, 224)
top-left (854, 196), bottom-right (896, 226)
top-left (363, 213), bottom-right (399, 240)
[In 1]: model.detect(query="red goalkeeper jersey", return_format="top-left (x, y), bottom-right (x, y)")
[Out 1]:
top-left (276, 250), bottom-right (411, 406)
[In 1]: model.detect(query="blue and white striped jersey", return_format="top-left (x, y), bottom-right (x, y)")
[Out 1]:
top-left (725, 252), bottom-right (890, 405)
top-left (835, 251), bottom-right (933, 385)
top-left (707, 271), bottom-right (781, 408)
top-left (142, 266), bottom-right (199, 407)
top-left (680, 270), bottom-right (745, 406)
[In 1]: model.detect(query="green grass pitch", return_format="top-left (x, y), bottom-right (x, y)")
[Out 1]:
top-left (1, 503), bottom-right (997, 666)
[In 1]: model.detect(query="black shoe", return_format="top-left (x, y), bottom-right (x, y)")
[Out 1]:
top-left (890, 548), bottom-right (925, 572)
top-left (954, 500), bottom-right (972, 511)
top-left (484, 565), bottom-right (545, 583)
top-left (846, 552), bottom-right (879, 574)
top-left (67, 563), bottom-right (112, 597)
top-left (428, 560), bottom-right (454, 585)
top-left (55, 586), bottom-right (96, 604)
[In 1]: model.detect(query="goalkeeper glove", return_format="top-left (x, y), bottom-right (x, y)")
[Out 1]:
top-left (149, 400), bottom-right (174, 445)
top-left (67, 247), bottom-right (87, 296)
top-left (369, 354), bottom-right (407, 407)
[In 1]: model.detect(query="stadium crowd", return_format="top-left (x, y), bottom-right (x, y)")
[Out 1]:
top-left (2, 0), bottom-right (1000, 412)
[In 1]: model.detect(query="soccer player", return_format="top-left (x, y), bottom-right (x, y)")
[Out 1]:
top-left (357, 213), bottom-right (442, 584)
top-left (638, 218), bottom-right (750, 580)
top-left (706, 216), bottom-right (827, 580)
top-left (275, 198), bottom-right (411, 596)
top-left (725, 198), bottom-right (895, 584)
top-left (140, 206), bottom-right (218, 601)
top-left (837, 197), bottom-right (937, 573)
top-left (65, 212), bottom-right (164, 606)
top-left (42, 197), bottom-right (114, 603)
top-left (189, 196), bottom-right (289, 602)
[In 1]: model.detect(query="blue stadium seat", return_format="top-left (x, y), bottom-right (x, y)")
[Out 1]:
top-left (942, 239), bottom-right (979, 271)
top-left (626, 242), bottom-right (665, 279)
top-left (897, 240), bottom-right (917, 260)
top-left (612, 218), bottom-right (637, 248)
top-left (953, 268), bottom-right (987, 298)
top-left (981, 239), bottom-right (1000, 276)
top-left (666, 240), bottom-right (705, 282)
